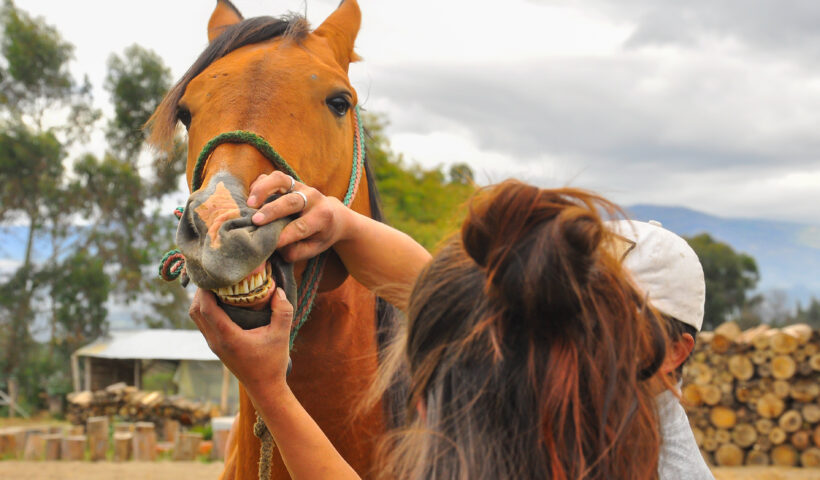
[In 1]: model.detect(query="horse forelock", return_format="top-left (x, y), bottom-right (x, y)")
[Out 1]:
top-left (146, 14), bottom-right (310, 152)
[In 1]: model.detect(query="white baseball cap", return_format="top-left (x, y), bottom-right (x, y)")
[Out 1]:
top-left (605, 219), bottom-right (706, 331)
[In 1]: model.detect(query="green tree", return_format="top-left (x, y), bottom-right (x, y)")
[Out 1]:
top-left (365, 113), bottom-right (476, 250)
top-left (100, 44), bottom-right (190, 329)
top-left (685, 233), bottom-right (760, 331)
top-left (0, 0), bottom-right (98, 413)
top-left (794, 298), bottom-right (820, 329)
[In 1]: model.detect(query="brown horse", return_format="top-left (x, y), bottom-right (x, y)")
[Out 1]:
top-left (148, 1), bottom-right (395, 478)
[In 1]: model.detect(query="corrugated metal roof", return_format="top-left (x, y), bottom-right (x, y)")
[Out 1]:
top-left (74, 329), bottom-right (219, 361)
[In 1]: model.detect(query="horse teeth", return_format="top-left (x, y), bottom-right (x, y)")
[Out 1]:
top-left (243, 279), bottom-right (250, 293)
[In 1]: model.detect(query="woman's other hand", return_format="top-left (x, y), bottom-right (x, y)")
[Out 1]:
top-left (189, 287), bottom-right (293, 397)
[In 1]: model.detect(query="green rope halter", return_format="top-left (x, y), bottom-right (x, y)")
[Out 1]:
top-left (164, 106), bottom-right (364, 348)
top-left (161, 107), bottom-right (365, 480)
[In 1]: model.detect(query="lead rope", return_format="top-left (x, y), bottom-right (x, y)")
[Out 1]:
top-left (158, 107), bottom-right (365, 480)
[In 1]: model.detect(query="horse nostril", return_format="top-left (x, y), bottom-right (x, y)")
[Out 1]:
top-left (177, 205), bottom-right (201, 242)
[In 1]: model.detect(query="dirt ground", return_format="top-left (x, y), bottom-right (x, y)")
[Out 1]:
top-left (0, 463), bottom-right (818, 479)
top-left (712, 468), bottom-right (820, 480)
top-left (0, 461), bottom-right (225, 479)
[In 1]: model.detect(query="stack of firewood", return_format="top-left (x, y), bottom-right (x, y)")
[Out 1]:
top-left (682, 322), bottom-right (820, 467)
top-left (66, 382), bottom-right (215, 428)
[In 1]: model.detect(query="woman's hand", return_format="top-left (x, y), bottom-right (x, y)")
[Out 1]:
top-left (189, 286), bottom-right (293, 397)
top-left (247, 171), bottom-right (351, 262)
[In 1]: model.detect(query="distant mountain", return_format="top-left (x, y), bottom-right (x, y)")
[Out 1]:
top-left (4, 207), bottom-right (820, 309)
top-left (627, 205), bottom-right (820, 304)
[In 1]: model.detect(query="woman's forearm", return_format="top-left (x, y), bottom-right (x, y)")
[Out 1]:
top-left (334, 207), bottom-right (432, 310)
top-left (250, 385), bottom-right (361, 480)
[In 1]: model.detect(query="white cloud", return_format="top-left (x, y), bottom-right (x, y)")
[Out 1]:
top-left (14, 0), bottom-right (820, 224)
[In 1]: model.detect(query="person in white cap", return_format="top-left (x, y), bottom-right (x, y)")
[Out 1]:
top-left (607, 219), bottom-right (715, 480)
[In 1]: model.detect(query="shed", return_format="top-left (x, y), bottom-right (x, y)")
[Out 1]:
top-left (71, 329), bottom-right (238, 413)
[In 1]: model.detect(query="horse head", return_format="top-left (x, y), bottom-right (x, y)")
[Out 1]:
top-left (148, 0), bottom-right (366, 318)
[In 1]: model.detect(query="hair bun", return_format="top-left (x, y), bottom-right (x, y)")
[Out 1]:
top-left (460, 181), bottom-right (608, 330)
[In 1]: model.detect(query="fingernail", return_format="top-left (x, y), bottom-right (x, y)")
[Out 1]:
top-left (252, 212), bottom-right (264, 224)
top-left (247, 195), bottom-right (257, 206)
top-left (276, 287), bottom-right (286, 300)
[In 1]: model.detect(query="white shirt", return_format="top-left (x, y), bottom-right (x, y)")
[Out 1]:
top-left (656, 386), bottom-right (715, 480)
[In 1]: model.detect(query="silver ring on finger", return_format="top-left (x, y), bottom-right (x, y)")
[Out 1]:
top-left (285, 175), bottom-right (296, 193)
top-left (292, 190), bottom-right (308, 210)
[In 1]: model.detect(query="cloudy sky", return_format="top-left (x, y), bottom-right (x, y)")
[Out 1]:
top-left (19, 0), bottom-right (820, 223)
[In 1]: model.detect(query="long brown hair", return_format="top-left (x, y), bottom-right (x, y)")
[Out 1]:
top-left (376, 180), bottom-right (666, 479)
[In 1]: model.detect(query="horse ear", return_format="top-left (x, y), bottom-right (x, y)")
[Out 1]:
top-left (208, 0), bottom-right (244, 43)
top-left (313, 0), bottom-right (362, 71)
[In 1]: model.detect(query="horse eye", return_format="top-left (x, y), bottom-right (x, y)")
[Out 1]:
top-left (176, 107), bottom-right (192, 129)
top-left (326, 96), bottom-right (351, 117)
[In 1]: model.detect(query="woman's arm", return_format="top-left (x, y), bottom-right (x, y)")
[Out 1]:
top-left (189, 288), bottom-right (361, 480)
top-left (247, 171), bottom-right (431, 309)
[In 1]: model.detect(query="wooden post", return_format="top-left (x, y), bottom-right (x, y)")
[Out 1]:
top-left (23, 432), bottom-right (46, 460)
top-left (211, 416), bottom-right (234, 460)
top-left (71, 354), bottom-right (81, 393)
top-left (114, 422), bottom-right (134, 435)
top-left (173, 431), bottom-right (202, 461)
top-left (221, 364), bottom-right (230, 414)
top-left (86, 416), bottom-right (109, 461)
top-left (44, 433), bottom-right (62, 460)
top-left (163, 419), bottom-right (180, 444)
top-left (0, 429), bottom-right (13, 457)
top-left (133, 422), bottom-right (157, 461)
top-left (8, 378), bottom-right (17, 418)
top-left (134, 360), bottom-right (141, 390)
top-left (62, 435), bottom-right (86, 461)
top-left (113, 432), bottom-right (133, 461)
top-left (84, 357), bottom-right (92, 391)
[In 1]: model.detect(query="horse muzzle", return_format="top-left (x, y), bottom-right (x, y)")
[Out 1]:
top-left (176, 172), bottom-right (297, 320)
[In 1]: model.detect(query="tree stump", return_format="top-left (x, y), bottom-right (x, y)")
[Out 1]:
top-left (133, 422), bottom-right (157, 461)
top-left (729, 354), bottom-right (754, 380)
top-left (715, 443), bottom-right (744, 466)
top-left (710, 406), bottom-right (737, 429)
top-left (771, 355), bottom-right (797, 380)
top-left (0, 428), bottom-right (22, 458)
top-left (771, 444), bottom-right (798, 466)
top-left (746, 450), bottom-right (770, 466)
top-left (44, 434), bottom-right (62, 460)
top-left (163, 419), bottom-right (180, 444)
top-left (114, 422), bottom-right (134, 435)
top-left (778, 410), bottom-right (803, 433)
top-left (23, 432), bottom-right (46, 460)
top-left (731, 424), bottom-right (757, 448)
top-left (113, 432), bottom-right (133, 461)
top-left (699, 385), bottom-right (722, 406)
top-left (802, 404), bottom-right (820, 423)
top-left (770, 332), bottom-right (798, 354)
top-left (791, 430), bottom-right (811, 451)
top-left (62, 435), bottom-right (86, 461)
top-left (211, 417), bottom-right (234, 460)
top-left (800, 447), bottom-right (820, 468)
top-left (769, 427), bottom-right (788, 446)
top-left (87, 416), bottom-right (109, 461)
top-left (756, 393), bottom-right (785, 419)
top-left (173, 431), bottom-right (203, 461)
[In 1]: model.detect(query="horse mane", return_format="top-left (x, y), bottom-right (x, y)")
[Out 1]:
top-left (146, 14), bottom-right (310, 151)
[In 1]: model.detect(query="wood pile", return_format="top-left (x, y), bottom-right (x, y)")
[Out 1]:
top-left (683, 322), bottom-right (820, 467)
top-left (65, 382), bottom-right (215, 430)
